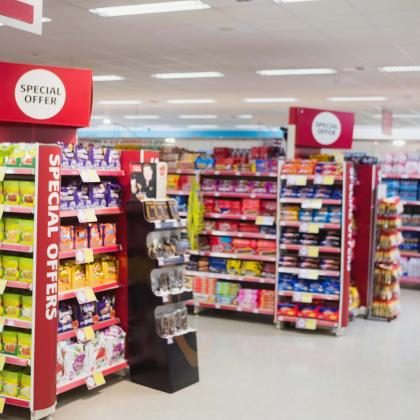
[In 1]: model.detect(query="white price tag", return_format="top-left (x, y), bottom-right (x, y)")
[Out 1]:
top-left (256, 216), bottom-right (275, 226)
top-left (75, 287), bottom-right (97, 304)
top-left (293, 293), bottom-right (313, 303)
top-left (299, 223), bottom-right (320, 234)
top-left (287, 175), bottom-right (307, 186)
top-left (77, 208), bottom-right (97, 223)
top-left (301, 199), bottom-right (322, 210)
top-left (86, 372), bottom-right (106, 390)
top-left (314, 175), bottom-right (335, 185)
top-left (75, 248), bottom-right (94, 264)
top-left (298, 269), bottom-right (319, 280)
top-left (80, 169), bottom-right (100, 183)
top-left (296, 318), bottom-right (317, 330)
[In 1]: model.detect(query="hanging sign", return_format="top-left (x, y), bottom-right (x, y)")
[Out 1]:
top-left (0, 0), bottom-right (43, 35)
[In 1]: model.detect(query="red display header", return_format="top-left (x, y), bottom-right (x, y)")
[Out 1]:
top-left (0, 61), bottom-right (92, 127)
top-left (289, 107), bottom-right (355, 149)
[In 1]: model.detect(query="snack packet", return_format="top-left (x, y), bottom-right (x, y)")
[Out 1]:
top-left (19, 181), bottom-right (35, 207)
top-left (3, 293), bottom-right (21, 318)
top-left (19, 258), bottom-right (33, 284)
top-left (3, 256), bottom-right (19, 281)
top-left (17, 332), bottom-right (32, 359)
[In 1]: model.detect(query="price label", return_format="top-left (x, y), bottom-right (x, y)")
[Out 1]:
top-left (296, 318), bottom-right (317, 330)
top-left (75, 248), bottom-right (94, 264)
top-left (298, 269), bottom-right (319, 280)
top-left (314, 175), bottom-right (335, 185)
top-left (0, 168), bottom-right (6, 182)
top-left (0, 355), bottom-right (6, 371)
top-left (80, 169), bottom-right (100, 183)
top-left (77, 208), bottom-right (97, 223)
top-left (0, 397), bottom-right (5, 414)
top-left (301, 199), bottom-right (322, 209)
top-left (293, 293), bottom-right (313, 303)
top-left (256, 216), bottom-right (275, 226)
top-left (76, 326), bottom-right (95, 343)
top-left (86, 372), bottom-right (106, 390)
top-left (0, 280), bottom-right (7, 295)
top-left (299, 246), bottom-right (319, 258)
top-left (287, 175), bottom-right (307, 186)
top-left (0, 318), bottom-right (5, 333)
top-left (299, 223), bottom-right (320, 234)
top-left (75, 287), bottom-right (97, 304)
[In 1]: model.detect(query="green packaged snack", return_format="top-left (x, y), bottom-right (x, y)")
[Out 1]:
top-left (4, 218), bottom-right (20, 243)
top-left (3, 294), bottom-right (21, 318)
top-left (21, 144), bottom-right (36, 168)
top-left (3, 256), bottom-right (19, 281)
top-left (19, 181), bottom-right (35, 207)
top-left (20, 220), bottom-right (34, 245)
top-left (2, 369), bottom-right (19, 397)
top-left (17, 333), bottom-right (31, 359)
top-left (3, 181), bottom-right (20, 205)
top-left (18, 258), bottom-right (33, 284)
top-left (19, 369), bottom-right (31, 400)
top-left (20, 296), bottom-right (32, 321)
top-left (2, 331), bottom-right (17, 355)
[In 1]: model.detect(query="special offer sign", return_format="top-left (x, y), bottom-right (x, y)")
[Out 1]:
top-left (289, 107), bottom-right (355, 149)
top-left (0, 61), bottom-right (93, 127)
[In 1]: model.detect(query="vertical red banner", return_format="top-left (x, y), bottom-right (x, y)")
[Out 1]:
top-left (32, 144), bottom-right (61, 413)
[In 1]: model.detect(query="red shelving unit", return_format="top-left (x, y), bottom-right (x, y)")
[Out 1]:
top-left (189, 250), bottom-right (276, 262)
top-left (58, 282), bottom-right (121, 301)
top-left (59, 244), bottom-right (122, 259)
top-left (60, 207), bottom-right (122, 218)
top-left (186, 300), bottom-right (274, 315)
top-left (61, 168), bottom-right (125, 177)
top-left (57, 318), bottom-right (120, 342)
top-left (185, 270), bottom-right (275, 285)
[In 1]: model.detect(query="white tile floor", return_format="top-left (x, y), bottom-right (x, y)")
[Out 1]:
top-left (8, 289), bottom-right (420, 420)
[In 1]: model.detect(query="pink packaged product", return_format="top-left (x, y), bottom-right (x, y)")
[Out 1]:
top-left (85, 334), bottom-right (107, 373)
top-left (202, 178), bottom-right (217, 192)
top-left (217, 179), bottom-right (235, 192)
top-left (265, 182), bottom-right (277, 194)
top-left (249, 181), bottom-right (267, 193)
top-left (58, 341), bottom-right (87, 383)
top-left (103, 325), bottom-right (126, 365)
top-left (234, 180), bottom-right (250, 193)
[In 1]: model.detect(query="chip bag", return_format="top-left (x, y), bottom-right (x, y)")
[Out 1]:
top-left (3, 256), bottom-right (19, 281)
top-left (20, 220), bottom-right (34, 245)
top-left (19, 258), bottom-right (33, 284)
top-left (17, 332), bottom-right (32, 359)
top-left (3, 293), bottom-right (21, 318)
top-left (19, 181), bottom-right (35, 207)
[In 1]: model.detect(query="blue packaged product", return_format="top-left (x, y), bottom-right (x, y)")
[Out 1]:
top-left (208, 257), bottom-right (227, 273)
top-left (173, 195), bottom-right (188, 213)
top-left (294, 280), bottom-right (309, 292)
top-left (309, 282), bottom-right (324, 294)
top-left (278, 279), bottom-right (294, 291)
top-left (323, 281), bottom-right (340, 295)
top-left (195, 155), bottom-right (214, 170)
top-left (313, 209), bottom-right (329, 223)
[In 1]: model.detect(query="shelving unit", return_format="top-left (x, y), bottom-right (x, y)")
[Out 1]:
top-left (275, 162), bottom-right (352, 335)
top-left (187, 169), bottom-right (278, 318)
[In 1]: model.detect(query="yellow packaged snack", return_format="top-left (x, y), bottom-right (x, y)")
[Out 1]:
top-left (72, 265), bottom-right (87, 289)
top-left (21, 296), bottom-right (32, 321)
top-left (2, 331), bottom-right (17, 355)
top-left (19, 370), bottom-right (31, 400)
top-left (4, 218), bottom-right (20, 243)
top-left (3, 256), bottom-right (19, 281)
top-left (2, 369), bottom-right (19, 397)
top-left (18, 258), bottom-right (33, 283)
top-left (101, 256), bottom-right (118, 283)
top-left (167, 174), bottom-right (180, 190)
top-left (86, 260), bottom-right (104, 287)
top-left (0, 219), bottom-right (4, 242)
top-left (3, 181), bottom-right (20, 205)
top-left (17, 333), bottom-right (32, 359)
top-left (58, 262), bottom-right (73, 292)
top-left (3, 294), bottom-right (21, 318)
top-left (0, 295), bottom-right (3, 316)
top-left (19, 181), bottom-right (35, 207)
top-left (19, 220), bottom-right (34, 245)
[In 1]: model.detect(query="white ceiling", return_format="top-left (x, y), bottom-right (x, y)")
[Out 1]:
top-left (2, 0), bottom-right (420, 130)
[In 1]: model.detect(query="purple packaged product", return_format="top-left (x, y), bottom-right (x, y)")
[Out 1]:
top-left (76, 302), bottom-right (96, 328)
top-left (58, 303), bottom-right (74, 333)
top-left (75, 144), bottom-right (91, 168)
top-left (60, 143), bottom-right (77, 168)
top-left (76, 184), bottom-right (92, 209)
top-left (268, 160), bottom-right (278, 172)
top-left (266, 181), bottom-right (277, 194)
top-left (218, 179), bottom-right (235, 192)
top-left (104, 147), bottom-right (121, 169)
top-left (97, 295), bottom-right (116, 322)
top-left (103, 325), bottom-right (126, 364)
top-left (234, 179), bottom-right (249, 193)
top-left (89, 183), bottom-right (107, 208)
top-left (255, 159), bottom-right (269, 172)
top-left (89, 144), bottom-right (107, 169)
top-left (249, 181), bottom-right (267, 193)
top-left (201, 178), bottom-right (217, 192)
top-left (105, 182), bottom-right (122, 207)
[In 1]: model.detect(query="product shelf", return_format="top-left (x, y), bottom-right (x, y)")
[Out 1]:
top-left (3, 280), bottom-right (32, 290)
top-left (186, 300), bottom-right (274, 315)
top-left (184, 270), bottom-right (275, 285)
top-left (202, 170), bottom-right (277, 178)
top-left (2, 168), bottom-right (35, 176)
top-left (0, 243), bottom-right (33, 253)
top-left (400, 250), bottom-right (420, 258)
top-left (157, 255), bottom-right (189, 267)
top-left (200, 230), bottom-right (276, 240)
top-left (402, 200), bottom-right (420, 206)
top-left (153, 219), bottom-right (187, 230)
top-left (60, 207), bottom-right (122, 218)
top-left (278, 290), bottom-right (340, 301)
top-left (277, 315), bottom-right (338, 328)
top-left (3, 205), bottom-right (34, 214)
top-left (279, 244), bottom-right (341, 254)
top-left (168, 169), bottom-right (198, 175)
top-left (167, 190), bottom-right (190, 196)
top-left (4, 317), bottom-right (32, 329)
top-left (0, 394), bottom-right (30, 408)
top-left (57, 318), bottom-right (120, 342)
top-left (58, 282), bottom-right (121, 301)
top-left (280, 174), bottom-right (343, 182)
top-left (401, 276), bottom-right (420, 286)
top-left (279, 198), bottom-right (342, 206)
top-left (382, 173), bottom-right (420, 180)
top-left (202, 191), bottom-right (276, 200)
top-left (59, 244), bottom-right (122, 260)
top-left (280, 221), bottom-right (341, 230)
top-left (401, 226), bottom-right (420, 232)
top-left (204, 213), bottom-right (259, 221)
top-left (61, 169), bottom-right (125, 177)
top-left (56, 360), bottom-right (129, 395)
top-left (2, 354), bottom-right (31, 367)
top-left (189, 250), bottom-right (276, 262)
top-left (161, 328), bottom-right (196, 344)
top-left (278, 267), bottom-right (341, 278)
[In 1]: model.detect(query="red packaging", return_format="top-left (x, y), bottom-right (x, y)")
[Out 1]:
top-left (204, 198), bottom-right (215, 212)
top-left (297, 305), bottom-right (319, 319)
top-left (241, 199), bottom-right (260, 215)
top-left (256, 240), bottom-right (276, 255)
top-left (260, 200), bottom-right (277, 216)
top-left (278, 304), bottom-right (298, 317)
top-left (232, 238), bottom-right (257, 254)
top-left (238, 223), bottom-right (260, 233)
top-left (209, 236), bottom-right (233, 253)
top-left (215, 200), bottom-right (241, 214)
top-left (213, 148), bottom-right (232, 158)
top-left (215, 157), bottom-right (234, 170)
top-left (216, 221), bottom-right (239, 231)
top-left (262, 262), bottom-right (276, 277)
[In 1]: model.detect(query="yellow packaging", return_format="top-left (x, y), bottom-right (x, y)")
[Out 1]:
top-left (20, 296), bottom-right (32, 321)
top-left (19, 182), bottom-right (35, 207)
top-left (19, 219), bottom-right (34, 245)
top-left (3, 181), bottom-right (19, 205)
top-left (86, 260), bottom-right (104, 287)
top-left (3, 293), bottom-right (21, 318)
top-left (3, 218), bottom-right (20, 243)
top-left (18, 258), bottom-right (33, 284)
top-left (58, 262), bottom-right (73, 292)
top-left (167, 174), bottom-right (180, 190)
top-left (72, 265), bottom-right (87, 289)
top-left (17, 333), bottom-right (31, 359)
top-left (2, 331), bottom-right (17, 355)
top-left (3, 256), bottom-right (19, 281)
top-left (0, 219), bottom-right (4, 242)
top-left (0, 182), bottom-right (4, 204)
top-left (19, 370), bottom-right (31, 400)
top-left (2, 369), bottom-right (19, 397)
top-left (101, 256), bottom-right (118, 283)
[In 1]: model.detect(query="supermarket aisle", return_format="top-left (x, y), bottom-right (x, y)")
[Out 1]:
top-left (9, 289), bottom-right (420, 420)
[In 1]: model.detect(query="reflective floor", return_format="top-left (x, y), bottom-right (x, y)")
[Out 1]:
top-left (8, 289), bottom-right (420, 420)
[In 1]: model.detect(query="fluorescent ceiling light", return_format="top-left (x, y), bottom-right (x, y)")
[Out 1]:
top-left (327, 96), bottom-right (387, 102)
top-left (167, 99), bottom-right (215, 104)
top-left (373, 113), bottom-right (420, 119)
top-left (238, 114), bottom-right (253, 119)
top-left (91, 115), bottom-right (108, 120)
top-left (393, 139), bottom-right (406, 147)
top-left (124, 115), bottom-right (159, 119)
top-left (178, 114), bottom-right (217, 119)
top-left (165, 137), bottom-right (176, 144)
top-left (152, 72), bottom-right (223, 79)
top-left (379, 65), bottom-right (420, 73)
top-left (187, 124), bottom-right (218, 129)
top-left (90, 1), bottom-right (210, 17)
top-left (274, 0), bottom-right (318, 3)
top-left (243, 97), bottom-right (297, 103)
top-left (236, 124), bottom-right (266, 129)
top-left (98, 99), bottom-right (142, 105)
top-left (257, 68), bottom-right (335, 76)
top-left (102, 118), bottom-right (112, 125)
top-left (93, 75), bottom-right (124, 82)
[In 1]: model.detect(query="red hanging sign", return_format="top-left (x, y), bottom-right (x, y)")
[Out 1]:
top-left (0, 61), bottom-right (92, 127)
top-left (289, 107), bottom-right (355, 149)
top-left (0, 0), bottom-right (43, 35)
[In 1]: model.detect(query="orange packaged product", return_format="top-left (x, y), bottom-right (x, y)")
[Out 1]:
top-left (101, 223), bottom-right (117, 246)
top-left (60, 226), bottom-right (74, 252)
top-left (88, 223), bottom-right (102, 249)
top-left (74, 226), bottom-right (88, 250)
top-left (71, 264), bottom-right (87, 289)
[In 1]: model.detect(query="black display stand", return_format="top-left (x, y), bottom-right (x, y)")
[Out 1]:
top-left (126, 198), bottom-right (199, 393)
